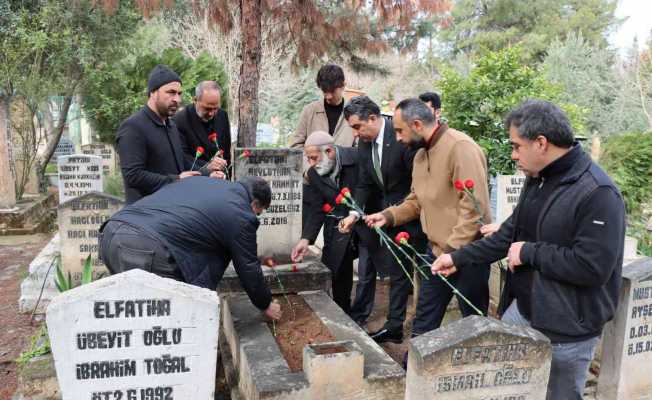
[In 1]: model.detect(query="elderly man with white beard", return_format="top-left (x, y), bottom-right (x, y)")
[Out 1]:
top-left (291, 131), bottom-right (365, 314)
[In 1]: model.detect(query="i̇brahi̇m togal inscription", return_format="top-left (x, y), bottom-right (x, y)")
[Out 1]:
top-left (46, 270), bottom-right (220, 400)
top-left (234, 148), bottom-right (303, 262)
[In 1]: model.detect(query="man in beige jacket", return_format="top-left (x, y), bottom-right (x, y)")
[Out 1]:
top-left (289, 64), bottom-right (355, 148)
top-left (365, 98), bottom-right (491, 339)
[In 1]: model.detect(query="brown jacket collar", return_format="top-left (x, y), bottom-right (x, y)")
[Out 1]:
top-left (426, 122), bottom-right (449, 150)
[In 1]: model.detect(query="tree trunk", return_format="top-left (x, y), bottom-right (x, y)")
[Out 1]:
top-left (237, 0), bottom-right (262, 147)
top-left (0, 95), bottom-right (17, 209)
top-left (38, 94), bottom-right (73, 177)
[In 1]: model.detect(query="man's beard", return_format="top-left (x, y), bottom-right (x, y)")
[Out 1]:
top-left (406, 131), bottom-right (426, 149)
top-left (315, 156), bottom-right (335, 176)
top-left (196, 107), bottom-right (213, 122)
top-left (157, 100), bottom-right (177, 118)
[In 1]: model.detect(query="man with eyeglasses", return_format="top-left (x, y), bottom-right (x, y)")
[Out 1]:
top-left (175, 80), bottom-right (231, 177)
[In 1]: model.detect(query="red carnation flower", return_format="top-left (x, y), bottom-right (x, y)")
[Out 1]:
top-left (208, 132), bottom-right (218, 142)
top-left (340, 187), bottom-right (351, 198)
top-left (464, 179), bottom-right (475, 190)
top-left (335, 194), bottom-right (345, 205)
top-left (291, 264), bottom-right (298, 272)
top-left (322, 203), bottom-right (334, 213)
top-left (195, 147), bottom-right (205, 157)
top-left (394, 231), bottom-right (410, 245)
top-left (454, 179), bottom-right (464, 192)
top-left (239, 149), bottom-right (252, 159)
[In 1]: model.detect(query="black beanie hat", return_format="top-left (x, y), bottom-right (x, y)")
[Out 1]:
top-left (147, 64), bottom-right (182, 94)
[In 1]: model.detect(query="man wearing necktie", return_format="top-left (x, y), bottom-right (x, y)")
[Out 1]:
top-left (339, 96), bottom-right (427, 344)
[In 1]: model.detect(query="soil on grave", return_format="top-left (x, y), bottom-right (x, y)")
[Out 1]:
top-left (267, 294), bottom-right (338, 373)
top-left (0, 233), bottom-right (54, 400)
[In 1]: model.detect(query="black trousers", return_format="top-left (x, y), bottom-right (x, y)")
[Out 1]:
top-left (411, 248), bottom-right (490, 336)
top-left (98, 221), bottom-right (183, 281)
top-left (330, 247), bottom-right (356, 315)
top-left (349, 244), bottom-right (387, 324)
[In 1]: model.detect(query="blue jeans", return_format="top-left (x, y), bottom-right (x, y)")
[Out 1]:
top-left (502, 300), bottom-right (599, 400)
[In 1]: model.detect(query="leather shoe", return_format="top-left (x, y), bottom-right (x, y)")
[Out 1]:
top-left (368, 327), bottom-right (403, 344)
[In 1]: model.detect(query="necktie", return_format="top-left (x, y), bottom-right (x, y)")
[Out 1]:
top-left (372, 141), bottom-right (383, 186)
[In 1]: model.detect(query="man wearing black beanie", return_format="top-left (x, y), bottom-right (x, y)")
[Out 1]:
top-left (116, 64), bottom-right (223, 204)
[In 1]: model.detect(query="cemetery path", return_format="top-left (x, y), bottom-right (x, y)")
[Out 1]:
top-left (0, 233), bottom-right (53, 400)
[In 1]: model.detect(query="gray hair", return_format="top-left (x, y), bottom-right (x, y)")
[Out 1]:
top-left (505, 100), bottom-right (574, 148)
top-left (395, 98), bottom-right (436, 125)
top-left (195, 81), bottom-right (221, 99)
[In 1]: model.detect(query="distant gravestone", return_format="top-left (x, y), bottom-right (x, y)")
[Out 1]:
top-left (598, 257), bottom-right (652, 400)
top-left (495, 174), bottom-right (526, 224)
top-left (234, 148), bottom-right (302, 262)
top-left (51, 137), bottom-right (76, 163)
top-left (81, 143), bottom-right (117, 175)
top-left (57, 155), bottom-right (103, 203)
top-left (406, 315), bottom-right (552, 400)
top-left (46, 269), bottom-right (220, 400)
top-left (58, 192), bottom-right (123, 285)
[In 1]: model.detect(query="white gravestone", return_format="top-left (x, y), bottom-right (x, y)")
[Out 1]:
top-left (82, 143), bottom-right (117, 175)
top-left (58, 192), bottom-right (123, 285)
top-left (233, 148), bottom-right (302, 263)
top-left (57, 154), bottom-right (103, 203)
top-left (46, 269), bottom-right (220, 400)
top-left (598, 257), bottom-right (652, 400)
top-left (406, 315), bottom-right (552, 400)
top-left (495, 174), bottom-right (526, 224)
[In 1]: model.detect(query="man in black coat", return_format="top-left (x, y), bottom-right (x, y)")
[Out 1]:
top-left (116, 65), bottom-right (222, 204)
top-left (340, 96), bottom-right (428, 343)
top-left (174, 81), bottom-right (232, 176)
top-left (98, 176), bottom-right (282, 321)
top-left (433, 100), bottom-right (625, 399)
top-left (290, 131), bottom-right (366, 314)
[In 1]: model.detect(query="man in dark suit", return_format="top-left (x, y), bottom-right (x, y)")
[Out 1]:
top-left (290, 131), bottom-right (364, 313)
top-left (340, 96), bottom-right (427, 343)
top-left (116, 65), bottom-right (220, 204)
top-left (174, 81), bottom-right (231, 176)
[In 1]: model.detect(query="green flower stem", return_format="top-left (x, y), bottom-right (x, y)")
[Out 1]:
top-left (394, 241), bottom-right (430, 280)
top-left (269, 267), bottom-right (296, 321)
top-left (341, 194), bottom-right (418, 287)
top-left (461, 188), bottom-right (507, 271)
top-left (377, 230), bottom-right (415, 287)
top-left (190, 156), bottom-right (198, 171)
top-left (405, 244), bottom-right (484, 316)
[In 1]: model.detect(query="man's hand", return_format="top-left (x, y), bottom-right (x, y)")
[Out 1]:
top-left (208, 157), bottom-right (227, 172)
top-left (209, 171), bottom-right (226, 180)
top-left (480, 223), bottom-right (500, 237)
top-left (338, 215), bottom-right (358, 233)
top-left (364, 213), bottom-right (387, 229)
top-left (264, 300), bottom-right (282, 321)
top-left (291, 239), bottom-right (310, 262)
top-left (507, 241), bottom-right (525, 271)
top-left (179, 171), bottom-right (201, 179)
top-left (431, 253), bottom-right (458, 277)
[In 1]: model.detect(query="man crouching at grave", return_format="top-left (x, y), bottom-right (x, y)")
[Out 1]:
top-left (98, 176), bottom-right (282, 321)
top-left (290, 131), bottom-right (363, 314)
top-left (432, 100), bottom-right (626, 399)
